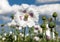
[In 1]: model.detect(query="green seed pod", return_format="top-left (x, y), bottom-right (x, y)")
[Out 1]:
top-left (11, 14), bottom-right (14, 19)
top-left (42, 16), bottom-right (46, 20)
top-left (48, 22), bottom-right (56, 28)
top-left (1, 24), bottom-right (4, 27)
top-left (40, 24), bottom-right (46, 30)
top-left (52, 12), bottom-right (57, 18)
top-left (54, 31), bottom-right (58, 36)
top-left (48, 18), bottom-right (53, 22)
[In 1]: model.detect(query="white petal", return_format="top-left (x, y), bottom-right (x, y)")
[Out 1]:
top-left (34, 36), bottom-right (39, 41)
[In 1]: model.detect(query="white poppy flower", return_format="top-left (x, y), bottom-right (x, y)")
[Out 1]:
top-left (27, 7), bottom-right (39, 21)
top-left (0, 35), bottom-right (2, 38)
top-left (46, 24), bottom-right (49, 29)
top-left (9, 31), bottom-right (12, 35)
top-left (20, 33), bottom-right (24, 37)
top-left (27, 21), bottom-right (35, 27)
top-left (34, 36), bottom-right (39, 41)
top-left (14, 13), bottom-right (27, 27)
top-left (14, 12), bottom-right (36, 27)
top-left (14, 7), bottom-right (39, 28)
top-left (34, 25), bottom-right (42, 33)
top-left (4, 33), bottom-right (7, 36)
top-left (2, 37), bottom-right (6, 41)
top-left (34, 29), bottom-right (38, 34)
top-left (46, 29), bottom-right (55, 39)
top-left (7, 20), bottom-right (16, 26)
top-left (14, 35), bottom-right (17, 41)
top-left (25, 33), bottom-right (29, 37)
top-left (16, 26), bottom-right (22, 30)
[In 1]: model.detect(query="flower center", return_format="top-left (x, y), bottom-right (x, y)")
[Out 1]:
top-left (24, 14), bottom-right (28, 21)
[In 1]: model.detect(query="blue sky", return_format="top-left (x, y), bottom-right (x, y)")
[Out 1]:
top-left (8, 0), bottom-right (60, 6)
top-left (8, 0), bottom-right (35, 5)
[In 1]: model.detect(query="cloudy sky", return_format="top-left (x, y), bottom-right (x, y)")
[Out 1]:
top-left (0, 0), bottom-right (60, 36)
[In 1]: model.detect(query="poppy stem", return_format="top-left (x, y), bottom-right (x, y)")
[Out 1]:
top-left (54, 18), bottom-right (56, 31)
top-left (50, 28), bottom-right (54, 42)
top-left (23, 27), bottom-right (26, 42)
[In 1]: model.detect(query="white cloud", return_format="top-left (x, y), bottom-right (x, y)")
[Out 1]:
top-left (2, 16), bottom-right (11, 21)
top-left (0, 16), bottom-right (12, 23)
top-left (38, 4), bottom-right (60, 13)
top-left (0, 0), bottom-right (12, 14)
top-left (36, 0), bottom-right (60, 3)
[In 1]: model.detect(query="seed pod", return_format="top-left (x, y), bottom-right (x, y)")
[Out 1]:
top-left (52, 12), bottom-right (57, 18)
top-left (11, 14), bottom-right (14, 19)
top-left (1, 24), bottom-right (4, 27)
top-left (42, 16), bottom-right (46, 20)
top-left (54, 31), bottom-right (58, 36)
top-left (48, 18), bottom-right (53, 22)
top-left (48, 22), bottom-right (56, 28)
top-left (40, 24), bottom-right (46, 30)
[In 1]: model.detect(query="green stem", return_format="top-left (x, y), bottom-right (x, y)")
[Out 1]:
top-left (2, 40), bottom-right (4, 42)
top-left (23, 27), bottom-right (26, 42)
top-left (50, 28), bottom-right (53, 42)
top-left (42, 30), bottom-right (45, 42)
top-left (45, 30), bottom-right (46, 42)
top-left (29, 28), bottom-right (31, 38)
top-left (54, 18), bottom-right (57, 42)
top-left (54, 18), bottom-right (56, 32)
top-left (44, 20), bottom-right (46, 42)
top-left (56, 36), bottom-right (58, 42)
top-left (29, 28), bottom-right (32, 42)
